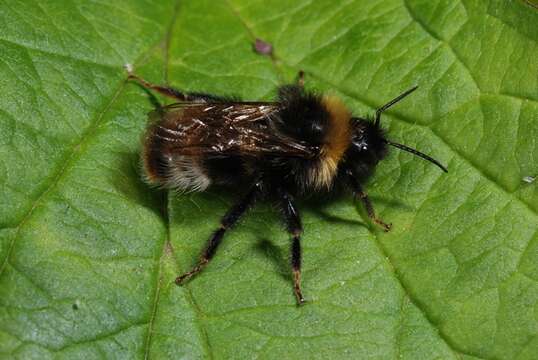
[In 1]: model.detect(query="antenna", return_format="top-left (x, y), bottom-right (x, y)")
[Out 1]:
top-left (375, 86), bottom-right (418, 126)
top-left (385, 140), bottom-right (448, 173)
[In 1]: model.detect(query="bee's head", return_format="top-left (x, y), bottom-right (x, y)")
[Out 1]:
top-left (343, 86), bottom-right (448, 179)
top-left (342, 119), bottom-right (388, 179)
top-left (347, 119), bottom-right (388, 165)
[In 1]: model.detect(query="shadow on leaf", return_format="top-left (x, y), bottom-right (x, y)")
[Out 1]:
top-left (253, 238), bottom-right (290, 281)
top-left (110, 150), bottom-right (167, 220)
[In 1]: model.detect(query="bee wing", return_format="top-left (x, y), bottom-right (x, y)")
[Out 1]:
top-left (146, 102), bottom-right (317, 158)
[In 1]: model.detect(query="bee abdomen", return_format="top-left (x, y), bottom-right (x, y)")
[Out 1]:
top-left (142, 133), bottom-right (169, 182)
top-left (167, 155), bottom-right (211, 192)
top-left (142, 133), bottom-right (211, 192)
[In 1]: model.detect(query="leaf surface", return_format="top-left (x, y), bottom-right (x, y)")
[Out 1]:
top-left (1, 0), bottom-right (537, 359)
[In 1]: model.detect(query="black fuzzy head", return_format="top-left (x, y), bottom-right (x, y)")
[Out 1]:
top-left (341, 86), bottom-right (448, 181)
top-left (343, 118), bottom-right (388, 180)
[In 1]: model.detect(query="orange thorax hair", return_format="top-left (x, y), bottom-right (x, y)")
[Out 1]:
top-left (307, 96), bottom-right (352, 189)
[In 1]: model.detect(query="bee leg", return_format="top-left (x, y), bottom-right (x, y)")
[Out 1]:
top-left (278, 189), bottom-right (306, 305)
top-left (127, 71), bottom-right (226, 102)
top-left (356, 190), bottom-right (392, 232)
top-left (127, 73), bottom-right (191, 102)
top-left (347, 175), bottom-right (392, 232)
top-left (296, 70), bottom-right (305, 88)
top-left (175, 181), bottom-right (262, 285)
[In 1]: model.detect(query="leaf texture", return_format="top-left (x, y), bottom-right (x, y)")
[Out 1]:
top-left (0, 0), bottom-right (537, 359)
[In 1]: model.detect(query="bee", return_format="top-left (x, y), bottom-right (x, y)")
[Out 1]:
top-left (128, 70), bottom-right (447, 305)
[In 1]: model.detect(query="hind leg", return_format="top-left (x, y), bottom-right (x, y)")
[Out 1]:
top-left (175, 181), bottom-right (262, 284)
top-left (126, 67), bottom-right (224, 102)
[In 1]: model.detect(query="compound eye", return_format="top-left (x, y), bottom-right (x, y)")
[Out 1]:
top-left (353, 138), bottom-right (368, 152)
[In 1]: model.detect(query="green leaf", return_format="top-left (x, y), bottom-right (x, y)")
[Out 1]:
top-left (1, 0), bottom-right (537, 359)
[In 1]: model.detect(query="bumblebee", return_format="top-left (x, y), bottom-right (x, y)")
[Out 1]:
top-left (128, 70), bottom-right (447, 305)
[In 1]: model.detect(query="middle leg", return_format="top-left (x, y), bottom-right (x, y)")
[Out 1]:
top-left (277, 189), bottom-right (305, 305)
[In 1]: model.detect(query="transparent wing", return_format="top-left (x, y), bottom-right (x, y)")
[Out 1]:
top-left (145, 102), bottom-right (317, 158)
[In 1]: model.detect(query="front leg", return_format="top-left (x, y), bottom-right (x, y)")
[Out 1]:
top-left (278, 189), bottom-right (305, 305)
top-left (175, 181), bottom-right (262, 285)
top-left (347, 173), bottom-right (392, 232)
